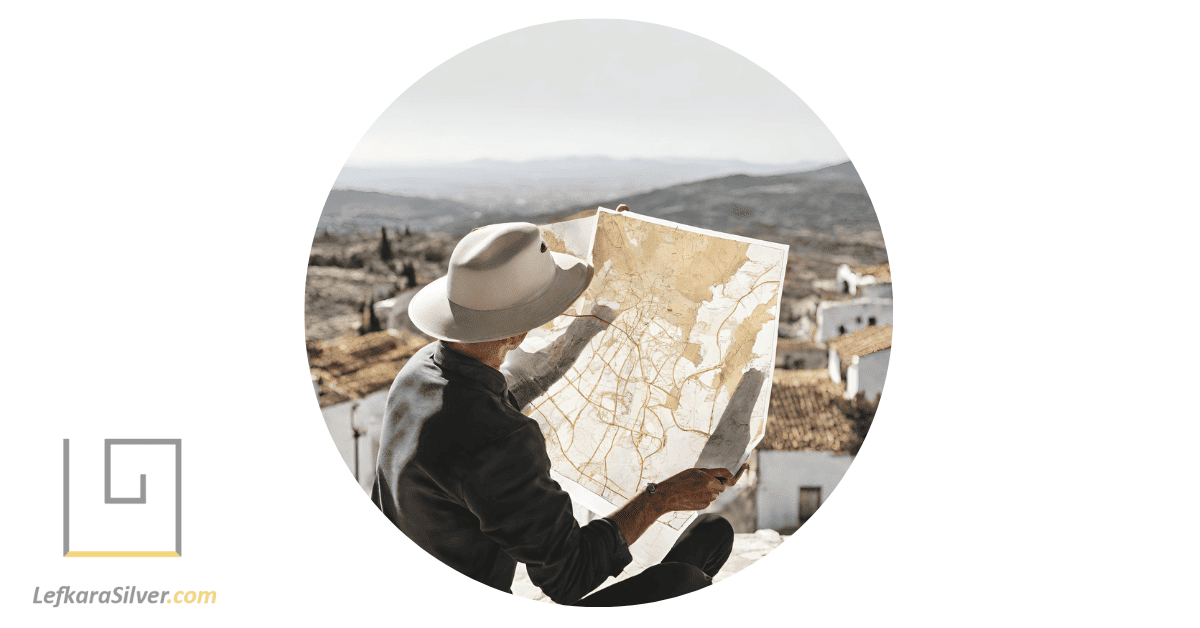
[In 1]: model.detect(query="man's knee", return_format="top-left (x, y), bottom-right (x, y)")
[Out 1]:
top-left (692, 514), bottom-right (734, 548)
top-left (693, 513), bottom-right (734, 535)
top-left (573, 562), bottom-right (710, 606)
top-left (647, 562), bottom-right (711, 599)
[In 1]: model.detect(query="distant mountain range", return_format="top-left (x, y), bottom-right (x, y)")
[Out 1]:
top-left (332, 156), bottom-right (825, 214)
top-left (316, 189), bottom-right (484, 236)
top-left (316, 160), bottom-right (884, 267)
top-left (464, 160), bottom-right (884, 261)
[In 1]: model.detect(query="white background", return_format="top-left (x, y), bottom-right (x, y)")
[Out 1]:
top-left (2, 1), bottom-right (1197, 626)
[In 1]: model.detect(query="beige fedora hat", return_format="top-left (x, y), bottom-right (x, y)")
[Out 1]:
top-left (407, 222), bottom-right (593, 343)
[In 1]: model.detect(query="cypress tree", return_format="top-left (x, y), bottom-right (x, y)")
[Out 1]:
top-left (379, 226), bottom-right (393, 262)
top-left (402, 261), bottom-right (417, 289)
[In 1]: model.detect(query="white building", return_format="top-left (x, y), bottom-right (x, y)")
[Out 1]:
top-left (372, 287), bottom-right (424, 336)
top-left (311, 330), bottom-right (430, 493)
top-left (748, 369), bottom-right (869, 532)
top-left (828, 325), bottom-right (892, 403)
top-left (835, 263), bottom-right (892, 298)
top-left (321, 389), bottom-right (388, 493)
top-left (312, 332), bottom-right (880, 536)
top-left (757, 450), bottom-right (854, 530)
top-left (814, 297), bottom-right (892, 345)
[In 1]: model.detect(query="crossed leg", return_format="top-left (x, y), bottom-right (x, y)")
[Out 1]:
top-left (574, 514), bottom-right (735, 607)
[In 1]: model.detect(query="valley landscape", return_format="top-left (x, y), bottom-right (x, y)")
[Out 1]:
top-left (306, 159), bottom-right (886, 345)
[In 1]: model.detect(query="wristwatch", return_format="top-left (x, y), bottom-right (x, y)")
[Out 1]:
top-left (644, 482), bottom-right (657, 496)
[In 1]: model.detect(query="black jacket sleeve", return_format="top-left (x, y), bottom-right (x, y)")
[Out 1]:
top-left (460, 423), bottom-right (632, 605)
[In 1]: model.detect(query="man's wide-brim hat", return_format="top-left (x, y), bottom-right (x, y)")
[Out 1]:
top-left (408, 222), bottom-right (593, 343)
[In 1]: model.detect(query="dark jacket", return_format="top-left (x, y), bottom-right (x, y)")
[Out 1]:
top-left (371, 341), bottom-right (632, 604)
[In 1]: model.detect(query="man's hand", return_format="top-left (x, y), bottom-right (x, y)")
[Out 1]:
top-left (608, 462), bottom-right (750, 546)
top-left (655, 463), bottom-right (750, 513)
top-left (712, 462), bottom-right (750, 488)
top-left (503, 305), bottom-right (616, 408)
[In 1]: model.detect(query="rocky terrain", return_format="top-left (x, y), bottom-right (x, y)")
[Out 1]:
top-left (305, 229), bottom-right (454, 342)
top-left (306, 162), bottom-right (887, 344)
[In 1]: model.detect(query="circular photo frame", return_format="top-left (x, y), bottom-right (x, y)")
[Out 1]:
top-left (305, 18), bottom-right (889, 607)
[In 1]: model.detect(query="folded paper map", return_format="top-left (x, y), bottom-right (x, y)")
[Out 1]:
top-left (503, 207), bottom-right (788, 574)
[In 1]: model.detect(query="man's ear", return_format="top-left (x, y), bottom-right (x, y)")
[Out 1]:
top-left (504, 331), bottom-right (528, 349)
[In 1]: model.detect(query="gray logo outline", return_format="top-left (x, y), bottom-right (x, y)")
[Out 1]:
top-left (62, 438), bottom-right (182, 557)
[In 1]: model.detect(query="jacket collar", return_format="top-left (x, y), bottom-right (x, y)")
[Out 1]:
top-left (432, 341), bottom-right (509, 397)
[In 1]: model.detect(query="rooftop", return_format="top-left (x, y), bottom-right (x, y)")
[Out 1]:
top-left (828, 325), bottom-right (893, 360)
top-left (308, 330), bottom-right (429, 407)
top-left (851, 263), bottom-right (891, 283)
top-left (758, 369), bottom-right (872, 454)
top-left (310, 335), bottom-right (876, 455)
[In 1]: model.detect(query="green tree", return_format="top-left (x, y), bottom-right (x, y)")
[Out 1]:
top-left (379, 226), bottom-right (393, 262)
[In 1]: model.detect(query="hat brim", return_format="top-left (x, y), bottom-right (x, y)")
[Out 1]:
top-left (407, 251), bottom-right (594, 343)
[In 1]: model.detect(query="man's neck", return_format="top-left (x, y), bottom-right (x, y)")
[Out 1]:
top-left (443, 340), bottom-right (508, 370)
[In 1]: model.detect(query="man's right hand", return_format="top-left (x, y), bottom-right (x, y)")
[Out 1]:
top-left (655, 467), bottom-right (732, 513)
top-left (609, 463), bottom-right (749, 547)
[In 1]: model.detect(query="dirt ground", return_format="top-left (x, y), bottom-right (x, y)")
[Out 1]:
top-left (305, 230), bottom-right (454, 342)
top-left (304, 228), bottom-right (877, 351)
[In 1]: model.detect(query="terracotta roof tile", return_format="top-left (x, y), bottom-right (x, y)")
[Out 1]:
top-left (828, 325), bottom-right (892, 359)
top-left (759, 369), bottom-right (874, 454)
top-left (309, 331), bottom-right (429, 407)
top-left (851, 263), bottom-right (891, 283)
top-left (311, 335), bottom-right (879, 456)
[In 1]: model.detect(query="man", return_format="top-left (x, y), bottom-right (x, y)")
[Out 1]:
top-left (372, 213), bottom-right (748, 606)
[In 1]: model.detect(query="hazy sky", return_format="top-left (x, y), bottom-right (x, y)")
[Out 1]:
top-left (347, 20), bottom-right (848, 167)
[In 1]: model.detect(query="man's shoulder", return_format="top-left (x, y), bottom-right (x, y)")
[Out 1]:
top-left (387, 345), bottom-right (538, 455)
top-left (435, 384), bottom-right (537, 447)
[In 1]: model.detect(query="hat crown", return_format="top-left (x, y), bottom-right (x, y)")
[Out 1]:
top-left (446, 223), bottom-right (556, 311)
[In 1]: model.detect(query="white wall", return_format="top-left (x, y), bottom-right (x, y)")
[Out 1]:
top-left (370, 288), bottom-right (423, 336)
top-left (815, 298), bottom-right (893, 345)
top-left (860, 283), bottom-right (892, 299)
top-left (835, 264), bottom-right (858, 295)
top-left (828, 347), bottom-right (842, 383)
top-left (756, 450), bottom-right (855, 530)
top-left (846, 349), bottom-right (890, 403)
top-left (321, 389), bottom-right (389, 493)
top-left (834, 264), bottom-right (890, 298)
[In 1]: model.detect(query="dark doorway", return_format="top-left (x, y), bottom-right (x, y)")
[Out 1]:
top-left (798, 486), bottom-right (822, 525)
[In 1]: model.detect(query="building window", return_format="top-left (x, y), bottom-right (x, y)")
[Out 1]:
top-left (842, 280), bottom-right (850, 294)
top-left (855, 316), bottom-right (862, 324)
top-left (837, 325), bottom-right (845, 335)
top-left (869, 316), bottom-right (876, 326)
top-left (798, 486), bottom-right (822, 525)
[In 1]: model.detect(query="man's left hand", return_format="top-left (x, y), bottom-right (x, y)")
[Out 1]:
top-left (701, 463), bottom-right (749, 487)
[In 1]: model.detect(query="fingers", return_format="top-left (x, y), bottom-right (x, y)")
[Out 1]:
top-left (684, 469), bottom-right (725, 494)
top-left (661, 468), bottom-right (737, 512)
top-left (701, 468), bottom-right (734, 491)
top-left (703, 467), bottom-right (734, 481)
top-left (699, 471), bottom-right (727, 491)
